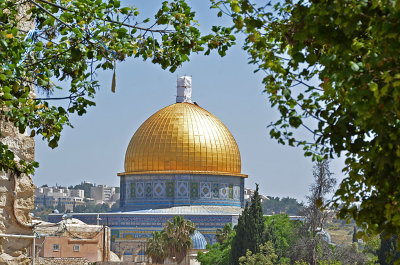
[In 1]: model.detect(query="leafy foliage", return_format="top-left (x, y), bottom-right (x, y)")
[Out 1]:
top-left (262, 197), bottom-right (304, 215)
top-left (0, 0), bottom-right (235, 176)
top-left (146, 231), bottom-right (167, 264)
top-left (216, 223), bottom-right (233, 244)
top-left (264, 214), bottom-right (298, 262)
top-left (197, 229), bottom-right (235, 265)
top-left (146, 215), bottom-right (195, 264)
top-left (72, 182), bottom-right (94, 198)
top-left (377, 233), bottom-right (400, 265)
top-left (73, 202), bottom-right (110, 213)
top-left (238, 241), bottom-right (278, 265)
top-left (290, 161), bottom-right (336, 264)
top-left (230, 184), bottom-right (265, 265)
top-left (162, 215), bottom-right (196, 264)
top-left (210, 0), bottom-right (400, 238)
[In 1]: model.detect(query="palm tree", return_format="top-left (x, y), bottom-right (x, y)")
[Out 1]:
top-left (162, 215), bottom-right (196, 264)
top-left (146, 231), bottom-right (167, 264)
top-left (216, 223), bottom-right (233, 244)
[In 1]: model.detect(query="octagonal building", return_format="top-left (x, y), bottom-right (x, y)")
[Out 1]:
top-left (49, 76), bottom-right (247, 255)
top-left (119, 77), bottom-right (246, 211)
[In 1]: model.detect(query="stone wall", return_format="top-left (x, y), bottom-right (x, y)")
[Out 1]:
top-left (37, 257), bottom-right (89, 265)
top-left (0, 2), bottom-right (36, 264)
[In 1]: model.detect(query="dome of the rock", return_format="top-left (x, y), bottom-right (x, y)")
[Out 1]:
top-left (124, 102), bottom-right (242, 176)
top-left (118, 76), bottom-right (246, 211)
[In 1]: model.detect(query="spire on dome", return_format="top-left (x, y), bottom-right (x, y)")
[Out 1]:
top-left (176, 76), bottom-right (192, 103)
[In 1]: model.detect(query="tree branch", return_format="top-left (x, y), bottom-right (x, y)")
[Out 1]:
top-left (35, 0), bottom-right (174, 33)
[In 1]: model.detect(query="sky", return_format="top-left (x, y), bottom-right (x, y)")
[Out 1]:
top-left (33, 1), bottom-right (344, 202)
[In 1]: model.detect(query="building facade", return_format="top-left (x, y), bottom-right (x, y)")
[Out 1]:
top-left (50, 76), bottom-right (247, 258)
top-left (35, 186), bottom-right (85, 211)
top-left (35, 218), bottom-right (111, 262)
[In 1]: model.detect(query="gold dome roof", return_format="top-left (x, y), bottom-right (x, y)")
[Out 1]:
top-left (121, 102), bottom-right (245, 177)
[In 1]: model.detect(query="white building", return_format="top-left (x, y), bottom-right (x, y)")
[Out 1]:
top-left (244, 188), bottom-right (269, 204)
top-left (34, 186), bottom-right (85, 211)
top-left (90, 185), bottom-right (117, 204)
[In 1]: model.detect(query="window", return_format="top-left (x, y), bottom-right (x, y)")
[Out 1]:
top-left (73, 244), bottom-right (80, 252)
top-left (53, 244), bottom-right (59, 252)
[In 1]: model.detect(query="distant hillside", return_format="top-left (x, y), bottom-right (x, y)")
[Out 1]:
top-left (262, 197), bottom-right (304, 216)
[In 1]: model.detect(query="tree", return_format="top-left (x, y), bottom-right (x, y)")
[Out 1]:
top-left (110, 199), bottom-right (120, 211)
top-left (215, 223), bottom-right (233, 244)
top-left (146, 231), bottom-right (167, 264)
top-left (238, 241), bottom-right (278, 265)
top-left (209, 0), bottom-right (400, 237)
top-left (264, 214), bottom-right (298, 262)
top-left (162, 215), bottom-right (196, 264)
top-left (362, 235), bottom-right (380, 264)
top-left (230, 184), bottom-right (265, 265)
top-left (377, 233), bottom-right (400, 265)
top-left (291, 161), bottom-right (336, 265)
top-left (73, 182), bottom-right (94, 198)
top-left (197, 229), bottom-right (235, 265)
top-left (0, 0), bottom-right (235, 177)
top-left (262, 196), bottom-right (304, 215)
top-left (352, 227), bottom-right (358, 244)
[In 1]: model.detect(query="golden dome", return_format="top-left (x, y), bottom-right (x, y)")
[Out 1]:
top-left (122, 102), bottom-right (245, 177)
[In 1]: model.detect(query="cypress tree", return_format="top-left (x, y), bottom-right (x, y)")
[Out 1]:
top-left (352, 226), bottom-right (358, 243)
top-left (377, 233), bottom-right (400, 265)
top-left (249, 184), bottom-right (265, 252)
top-left (230, 184), bottom-right (266, 265)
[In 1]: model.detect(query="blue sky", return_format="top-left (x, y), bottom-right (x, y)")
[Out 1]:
top-left (33, 1), bottom-right (344, 202)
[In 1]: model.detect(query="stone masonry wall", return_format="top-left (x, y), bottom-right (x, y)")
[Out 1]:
top-left (37, 257), bottom-right (89, 265)
top-left (0, 2), bottom-right (36, 264)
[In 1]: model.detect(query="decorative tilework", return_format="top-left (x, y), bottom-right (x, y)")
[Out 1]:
top-left (190, 182), bottom-right (199, 198)
top-left (220, 183), bottom-right (228, 199)
top-left (111, 230), bottom-right (120, 242)
top-left (166, 182), bottom-right (174, 197)
top-left (145, 183), bottom-right (152, 198)
top-left (228, 184), bottom-right (233, 199)
top-left (212, 183), bottom-right (219, 198)
top-left (136, 182), bottom-right (144, 198)
top-left (153, 181), bottom-right (166, 198)
top-left (130, 182), bottom-right (135, 198)
top-left (177, 181), bottom-right (189, 198)
top-left (200, 182), bottom-right (211, 198)
top-left (233, 186), bottom-right (240, 200)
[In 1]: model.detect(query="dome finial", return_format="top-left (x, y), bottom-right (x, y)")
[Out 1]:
top-left (176, 76), bottom-right (192, 103)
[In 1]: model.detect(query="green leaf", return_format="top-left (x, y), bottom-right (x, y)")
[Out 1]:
top-left (349, 61), bottom-right (359, 71)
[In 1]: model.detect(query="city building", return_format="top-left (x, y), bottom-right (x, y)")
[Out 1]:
top-left (34, 186), bottom-right (85, 211)
top-left (244, 188), bottom-right (269, 204)
top-left (90, 185), bottom-right (118, 205)
top-left (50, 76), bottom-right (247, 260)
top-left (34, 217), bottom-right (111, 262)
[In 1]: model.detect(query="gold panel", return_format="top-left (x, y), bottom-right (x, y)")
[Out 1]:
top-left (123, 102), bottom-right (243, 176)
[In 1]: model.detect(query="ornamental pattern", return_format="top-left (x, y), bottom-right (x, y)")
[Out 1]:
top-left (228, 184), bottom-right (233, 199)
top-left (128, 180), bottom-right (241, 201)
top-left (177, 181), bottom-right (189, 198)
top-left (130, 182), bottom-right (135, 198)
top-left (136, 182), bottom-right (144, 198)
top-left (190, 182), bottom-right (199, 198)
top-left (145, 183), bottom-right (152, 198)
top-left (220, 183), bottom-right (228, 199)
top-left (153, 181), bottom-right (166, 198)
top-left (233, 186), bottom-right (240, 200)
top-left (212, 183), bottom-right (219, 198)
top-left (200, 182), bottom-right (211, 198)
top-left (166, 182), bottom-right (174, 197)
